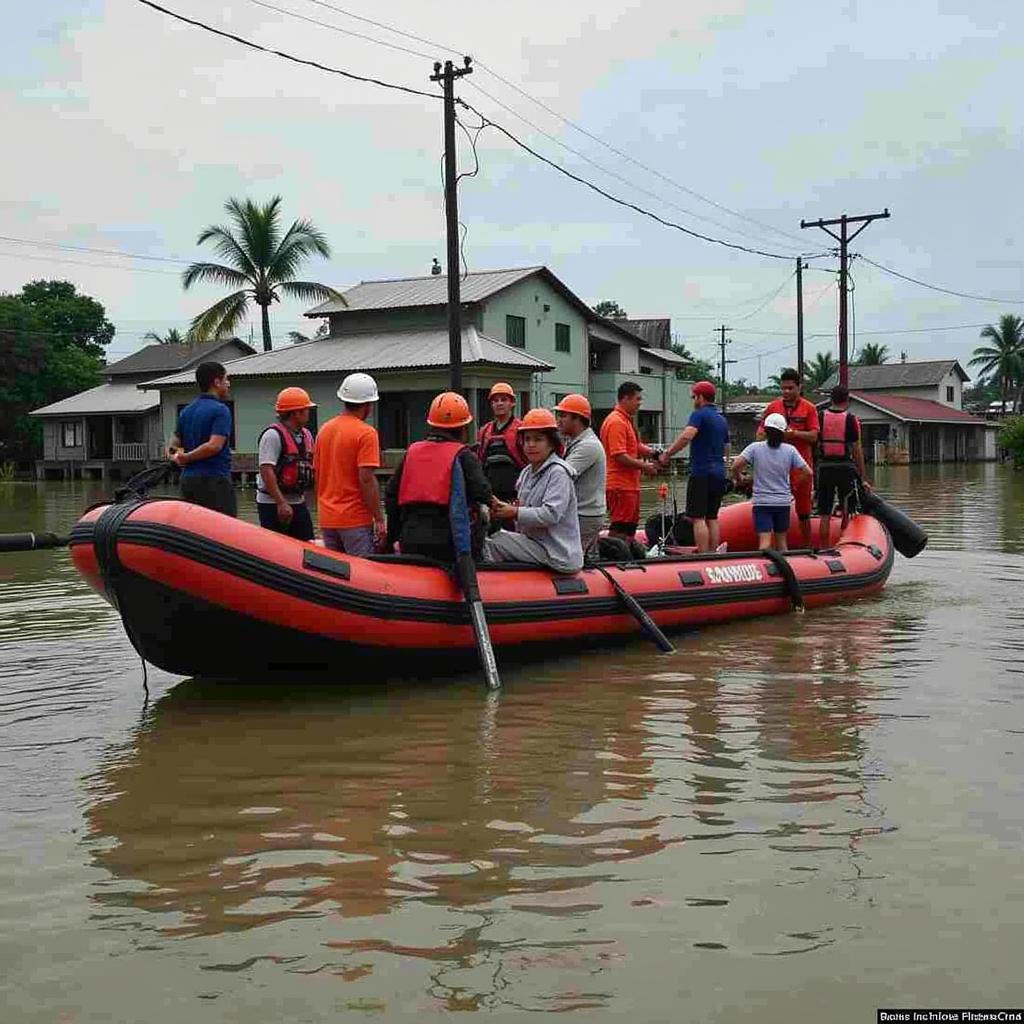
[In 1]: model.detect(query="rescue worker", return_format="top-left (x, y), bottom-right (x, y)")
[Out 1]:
top-left (476, 382), bottom-right (526, 502)
top-left (256, 386), bottom-right (316, 541)
top-left (314, 372), bottom-right (385, 556)
top-left (554, 393), bottom-right (606, 557)
top-left (384, 392), bottom-right (492, 563)
top-left (599, 381), bottom-right (659, 542)
top-left (756, 366), bottom-right (820, 549)
top-left (487, 409), bottom-right (583, 574)
top-left (817, 384), bottom-right (872, 550)
top-left (659, 381), bottom-right (730, 552)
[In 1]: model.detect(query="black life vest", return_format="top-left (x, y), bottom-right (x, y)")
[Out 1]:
top-left (261, 422), bottom-right (314, 494)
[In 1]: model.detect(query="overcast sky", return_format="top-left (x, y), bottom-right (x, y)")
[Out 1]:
top-left (3, 0), bottom-right (1022, 385)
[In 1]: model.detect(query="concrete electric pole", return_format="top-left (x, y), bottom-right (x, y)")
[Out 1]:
top-left (800, 209), bottom-right (889, 389)
top-left (430, 57), bottom-right (474, 394)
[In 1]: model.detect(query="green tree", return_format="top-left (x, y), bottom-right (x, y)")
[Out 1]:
top-left (856, 342), bottom-right (889, 365)
top-left (183, 196), bottom-right (343, 352)
top-left (143, 328), bottom-right (188, 345)
top-left (804, 351), bottom-right (839, 392)
top-left (0, 282), bottom-right (109, 461)
top-left (286, 323), bottom-right (329, 345)
top-left (969, 315), bottom-right (1024, 413)
top-left (593, 299), bottom-right (627, 318)
top-left (997, 416), bottom-right (1024, 469)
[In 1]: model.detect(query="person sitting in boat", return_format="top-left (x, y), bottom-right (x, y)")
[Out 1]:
top-left (731, 412), bottom-right (812, 552)
top-left (817, 385), bottom-right (872, 550)
top-left (384, 392), bottom-right (492, 563)
top-left (554, 393), bottom-right (606, 559)
top-left (475, 382), bottom-right (526, 504)
top-left (256, 387), bottom-right (316, 542)
top-left (485, 409), bottom-right (584, 574)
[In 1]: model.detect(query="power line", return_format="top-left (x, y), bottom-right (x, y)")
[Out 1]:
top-left (858, 254), bottom-right (1024, 305)
top-left (0, 249), bottom-right (183, 276)
top-left (456, 100), bottom-right (799, 261)
top-left (286, 0), bottom-right (810, 248)
top-left (134, 0), bottom-right (441, 100)
top-left (0, 234), bottom-right (192, 264)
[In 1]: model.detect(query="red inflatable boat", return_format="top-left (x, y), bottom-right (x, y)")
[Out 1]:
top-left (68, 497), bottom-right (893, 679)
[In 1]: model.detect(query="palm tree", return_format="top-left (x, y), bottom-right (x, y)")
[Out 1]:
top-left (286, 323), bottom-right (329, 345)
top-left (804, 351), bottom-right (838, 392)
top-left (969, 315), bottom-right (1024, 413)
top-left (143, 328), bottom-right (187, 345)
top-left (183, 197), bottom-right (343, 352)
top-left (856, 342), bottom-right (889, 365)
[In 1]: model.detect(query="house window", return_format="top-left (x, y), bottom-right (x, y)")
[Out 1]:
top-left (61, 421), bottom-right (82, 447)
top-left (946, 385), bottom-right (954, 403)
top-left (506, 315), bottom-right (526, 349)
top-left (519, 391), bottom-right (531, 414)
top-left (555, 323), bottom-right (571, 353)
top-left (639, 365), bottom-right (653, 375)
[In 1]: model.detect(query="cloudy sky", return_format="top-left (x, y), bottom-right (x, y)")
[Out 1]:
top-left (3, 0), bottom-right (1022, 385)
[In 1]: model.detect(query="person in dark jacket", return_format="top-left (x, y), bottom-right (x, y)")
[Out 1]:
top-left (384, 392), bottom-right (492, 563)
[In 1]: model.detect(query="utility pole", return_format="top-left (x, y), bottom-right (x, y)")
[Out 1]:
top-left (430, 56), bottom-right (473, 393)
top-left (717, 325), bottom-right (736, 416)
top-left (795, 257), bottom-right (805, 388)
top-left (800, 209), bottom-right (889, 389)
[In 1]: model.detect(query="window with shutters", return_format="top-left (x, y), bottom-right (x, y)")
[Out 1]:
top-left (61, 421), bottom-right (83, 447)
top-left (946, 385), bottom-right (954, 402)
top-left (555, 323), bottom-right (571, 353)
top-left (506, 315), bottom-right (526, 349)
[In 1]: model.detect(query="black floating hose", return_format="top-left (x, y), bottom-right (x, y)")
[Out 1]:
top-left (760, 549), bottom-right (805, 612)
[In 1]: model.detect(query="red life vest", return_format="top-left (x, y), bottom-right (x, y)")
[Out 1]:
top-left (477, 417), bottom-right (527, 470)
top-left (398, 440), bottom-right (465, 507)
top-left (262, 422), bottom-right (314, 493)
top-left (820, 409), bottom-right (853, 461)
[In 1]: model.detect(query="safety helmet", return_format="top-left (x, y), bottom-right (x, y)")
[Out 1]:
top-left (427, 392), bottom-right (473, 429)
top-left (553, 393), bottom-right (592, 420)
top-left (488, 382), bottom-right (516, 400)
top-left (516, 408), bottom-right (559, 432)
top-left (691, 380), bottom-right (716, 400)
top-left (337, 372), bottom-right (379, 404)
top-left (275, 386), bottom-right (317, 414)
top-left (763, 412), bottom-right (788, 432)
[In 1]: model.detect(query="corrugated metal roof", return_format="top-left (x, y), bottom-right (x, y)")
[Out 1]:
top-left (145, 326), bottom-right (554, 386)
top-left (30, 382), bottom-right (160, 417)
top-left (306, 267), bottom-right (544, 315)
top-left (104, 338), bottom-right (254, 377)
top-left (851, 391), bottom-right (987, 424)
top-left (641, 347), bottom-right (690, 366)
top-left (613, 318), bottom-right (671, 348)
top-left (823, 360), bottom-right (968, 391)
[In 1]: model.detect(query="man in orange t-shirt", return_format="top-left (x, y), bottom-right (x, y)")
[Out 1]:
top-left (314, 372), bottom-right (384, 556)
top-left (599, 381), bottom-right (659, 540)
top-left (757, 367), bottom-right (820, 549)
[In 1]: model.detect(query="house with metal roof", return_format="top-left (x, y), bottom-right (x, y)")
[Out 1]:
top-left (823, 359), bottom-right (970, 407)
top-left (29, 337), bottom-right (252, 479)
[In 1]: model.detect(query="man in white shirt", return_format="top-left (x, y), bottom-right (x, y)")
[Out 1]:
top-left (554, 394), bottom-right (606, 558)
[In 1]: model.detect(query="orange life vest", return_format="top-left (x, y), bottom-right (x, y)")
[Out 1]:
top-left (397, 440), bottom-right (465, 507)
top-left (261, 422), bottom-right (314, 493)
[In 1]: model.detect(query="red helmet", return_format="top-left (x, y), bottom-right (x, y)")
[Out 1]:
top-left (691, 380), bottom-right (716, 400)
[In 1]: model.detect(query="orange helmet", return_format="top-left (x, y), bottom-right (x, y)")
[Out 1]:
top-left (275, 386), bottom-right (316, 413)
top-left (553, 393), bottom-right (591, 420)
top-left (427, 392), bottom-right (473, 429)
top-left (488, 382), bottom-right (515, 400)
top-left (517, 408), bottom-right (559, 432)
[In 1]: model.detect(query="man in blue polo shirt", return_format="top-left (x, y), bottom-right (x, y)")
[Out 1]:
top-left (659, 380), bottom-right (731, 552)
top-left (167, 360), bottom-right (236, 516)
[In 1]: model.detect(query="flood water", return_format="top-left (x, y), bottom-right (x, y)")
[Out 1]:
top-left (1, 465), bottom-right (1023, 1020)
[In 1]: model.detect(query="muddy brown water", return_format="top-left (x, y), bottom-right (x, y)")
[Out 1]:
top-left (1, 465), bottom-right (1022, 1020)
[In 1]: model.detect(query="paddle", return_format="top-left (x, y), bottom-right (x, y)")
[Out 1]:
top-left (593, 563), bottom-right (675, 654)
top-left (449, 458), bottom-right (501, 690)
top-left (0, 531), bottom-right (69, 553)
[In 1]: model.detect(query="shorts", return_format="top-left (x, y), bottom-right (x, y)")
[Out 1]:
top-left (816, 464), bottom-right (860, 517)
top-left (791, 470), bottom-right (813, 519)
top-left (257, 500), bottom-right (315, 541)
top-left (753, 504), bottom-right (791, 535)
top-left (606, 489), bottom-right (641, 533)
top-left (180, 475), bottom-right (237, 517)
top-left (322, 525), bottom-right (374, 556)
top-left (685, 474), bottom-right (727, 520)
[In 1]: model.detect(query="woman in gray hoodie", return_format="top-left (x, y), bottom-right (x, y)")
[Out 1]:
top-left (485, 409), bottom-right (584, 573)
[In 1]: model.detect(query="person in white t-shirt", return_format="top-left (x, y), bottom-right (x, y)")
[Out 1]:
top-left (731, 412), bottom-right (812, 552)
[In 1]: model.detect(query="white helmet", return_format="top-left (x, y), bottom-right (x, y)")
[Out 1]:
top-left (764, 412), bottom-right (788, 432)
top-left (337, 372), bottom-right (379, 403)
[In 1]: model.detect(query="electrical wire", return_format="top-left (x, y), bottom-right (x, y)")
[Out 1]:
top-left (134, 0), bottom-right (441, 100)
top-left (0, 234), bottom-right (192, 264)
top-left (0, 249), bottom-right (183, 276)
top-left (456, 100), bottom-right (800, 261)
top-left (858, 254), bottom-right (1024, 305)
